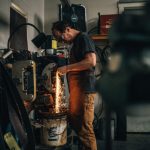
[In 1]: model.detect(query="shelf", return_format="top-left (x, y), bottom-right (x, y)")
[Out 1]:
top-left (91, 34), bottom-right (108, 41)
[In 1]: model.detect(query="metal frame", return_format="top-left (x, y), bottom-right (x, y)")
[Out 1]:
top-left (117, 1), bottom-right (145, 14)
top-left (10, 2), bottom-right (27, 18)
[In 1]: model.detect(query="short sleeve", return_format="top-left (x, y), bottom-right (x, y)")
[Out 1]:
top-left (80, 34), bottom-right (96, 57)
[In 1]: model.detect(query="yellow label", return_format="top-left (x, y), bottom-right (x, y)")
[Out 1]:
top-left (52, 40), bottom-right (57, 49)
top-left (4, 132), bottom-right (21, 150)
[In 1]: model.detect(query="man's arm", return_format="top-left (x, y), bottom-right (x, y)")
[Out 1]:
top-left (57, 52), bottom-right (96, 75)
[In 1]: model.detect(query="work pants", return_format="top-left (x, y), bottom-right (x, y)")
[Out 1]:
top-left (68, 80), bottom-right (97, 150)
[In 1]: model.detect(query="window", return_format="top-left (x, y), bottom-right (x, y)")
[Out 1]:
top-left (10, 3), bottom-right (28, 51)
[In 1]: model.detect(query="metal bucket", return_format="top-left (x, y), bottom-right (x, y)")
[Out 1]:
top-left (41, 114), bottom-right (67, 146)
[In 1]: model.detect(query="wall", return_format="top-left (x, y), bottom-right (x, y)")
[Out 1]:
top-left (44, 0), bottom-right (118, 34)
top-left (0, 0), bottom-right (10, 50)
top-left (0, 0), bottom-right (44, 52)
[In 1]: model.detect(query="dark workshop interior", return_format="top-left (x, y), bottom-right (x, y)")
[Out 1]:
top-left (0, 0), bottom-right (150, 150)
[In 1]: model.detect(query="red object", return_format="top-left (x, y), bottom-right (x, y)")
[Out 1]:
top-left (57, 54), bottom-right (65, 58)
top-left (100, 14), bottom-right (118, 35)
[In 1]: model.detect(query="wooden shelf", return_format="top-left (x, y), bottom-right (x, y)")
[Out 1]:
top-left (91, 34), bottom-right (108, 41)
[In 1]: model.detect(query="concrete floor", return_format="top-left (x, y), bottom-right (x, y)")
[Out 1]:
top-left (101, 133), bottom-right (150, 150)
top-left (36, 133), bottom-right (150, 150)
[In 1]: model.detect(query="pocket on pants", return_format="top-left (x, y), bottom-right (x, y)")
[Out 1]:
top-left (84, 94), bottom-right (95, 122)
top-left (84, 94), bottom-right (95, 109)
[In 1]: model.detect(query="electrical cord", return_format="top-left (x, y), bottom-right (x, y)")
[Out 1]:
top-left (7, 23), bottom-right (41, 50)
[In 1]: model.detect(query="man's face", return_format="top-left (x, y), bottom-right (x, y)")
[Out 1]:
top-left (61, 27), bottom-right (73, 42)
top-left (54, 27), bottom-right (73, 42)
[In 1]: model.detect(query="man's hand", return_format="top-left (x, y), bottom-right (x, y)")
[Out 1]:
top-left (57, 66), bottom-right (68, 75)
top-left (24, 101), bottom-right (33, 113)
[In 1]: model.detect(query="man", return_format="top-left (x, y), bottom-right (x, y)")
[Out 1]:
top-left (52, 21), bottom-right (97, 150)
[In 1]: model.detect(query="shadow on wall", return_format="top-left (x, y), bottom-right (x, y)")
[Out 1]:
top-left (0, 13), bottom-right (8, 28)
top-left (44, 18), bottom-right (57, 34)
top-left (0, 12), bottom-right (9, 49)
top-left (34, 14), bottom-right (43, 34)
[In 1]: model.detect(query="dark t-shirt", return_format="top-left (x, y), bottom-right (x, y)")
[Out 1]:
top-left (67, 32), bottom-right (96, 93)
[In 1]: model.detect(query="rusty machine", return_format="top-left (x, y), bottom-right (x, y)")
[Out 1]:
top-left (11, 54), bottom-right (69, 147)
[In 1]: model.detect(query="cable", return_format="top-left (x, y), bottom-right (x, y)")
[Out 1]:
top-left (7, 23), bottom-right (41, 50)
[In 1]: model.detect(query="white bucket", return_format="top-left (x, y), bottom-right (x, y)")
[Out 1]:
top-left (41, 115), bottom-right (67, 146)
